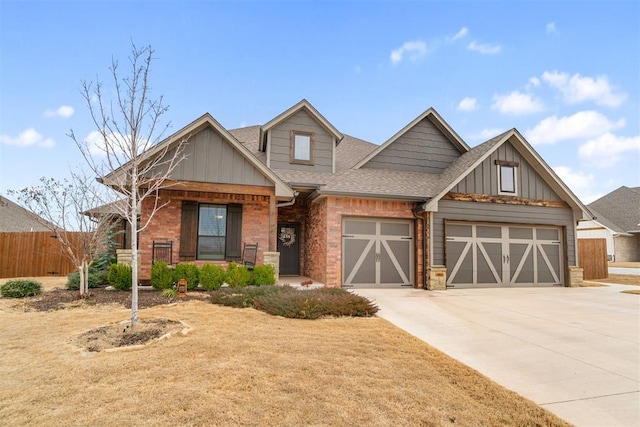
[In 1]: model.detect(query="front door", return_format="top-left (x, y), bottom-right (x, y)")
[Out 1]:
top-left (278, 222), bottom-right (300, 275)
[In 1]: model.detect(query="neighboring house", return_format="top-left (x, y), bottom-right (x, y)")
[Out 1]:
top-left (577, 186), bottom-right (640, 262)
top-left (103, 99), bottom-right (591, 289)
top-left (0, 195), bottom-right (53, 232)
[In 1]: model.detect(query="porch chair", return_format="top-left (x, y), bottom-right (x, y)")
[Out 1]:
top-left (241, 242), bottom-right (258, 271)
top-left (152, 240), bottom-right (173, 265)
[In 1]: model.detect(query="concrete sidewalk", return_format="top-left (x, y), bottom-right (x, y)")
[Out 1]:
top-left (354, 286), bottom-right (640, 427)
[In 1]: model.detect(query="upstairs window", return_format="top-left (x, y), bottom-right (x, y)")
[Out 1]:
top-left (290, 131), bottom-right (314, 165)
top-left (496, 161), bottom-right (518, 195)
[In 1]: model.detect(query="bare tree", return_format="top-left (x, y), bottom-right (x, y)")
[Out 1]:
top-left (69, 43), bottom-right (186, 327)
top-left (8, 171), bottom-right (113, 296)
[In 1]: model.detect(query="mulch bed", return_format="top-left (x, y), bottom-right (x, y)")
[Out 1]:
top-left (26, 287), bottom-right (211, 312)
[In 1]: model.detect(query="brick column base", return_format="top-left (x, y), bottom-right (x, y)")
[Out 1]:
top-left (568, 266), bottom-right (583, 288)
top-left (428, 266), bottom-right (447, 290)
top-left (263, 252), bottom-right (280, 281)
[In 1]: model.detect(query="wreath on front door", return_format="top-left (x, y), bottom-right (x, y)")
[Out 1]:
top-left (278, 227), bottom-right (296, 247)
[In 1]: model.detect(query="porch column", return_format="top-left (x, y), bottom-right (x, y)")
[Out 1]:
top-left (269, 194), bottom-right (277, 251)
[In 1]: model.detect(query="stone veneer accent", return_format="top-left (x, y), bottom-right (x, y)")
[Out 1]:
top-left (568, 266), bottom-right (583, 288)
top-left (263, 252), bottom-right (280, 281)
top-left (116, 249), bottom-right (142, 275)
top-left (138, 189), bottom-right (272, 280)
top-left (428, 266), bottom-right (447, 290)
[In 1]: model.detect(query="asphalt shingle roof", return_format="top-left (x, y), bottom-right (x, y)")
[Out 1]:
top-left (0, 196), bottom-right (53, 232)
top-left (588, 186), bottom-right (640, 233)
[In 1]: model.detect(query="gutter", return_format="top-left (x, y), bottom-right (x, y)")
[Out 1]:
top-left (276, 192), bottom-right (300, 208)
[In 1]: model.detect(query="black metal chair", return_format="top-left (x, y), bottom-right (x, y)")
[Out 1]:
top-left (152, 240), bottom-right (173, 265)
top-left (241, 243), bottom-right (258, 270)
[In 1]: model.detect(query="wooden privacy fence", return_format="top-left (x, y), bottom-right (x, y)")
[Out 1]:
top-left (578, 238), bottom-right (608, 280)
top-left (0, 232), bottom-right (86, 278)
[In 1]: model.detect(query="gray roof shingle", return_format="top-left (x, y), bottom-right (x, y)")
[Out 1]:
top-left (0, 196), bottom-right (53, 232)
top-left (588, 186), bottom-right (640, 233)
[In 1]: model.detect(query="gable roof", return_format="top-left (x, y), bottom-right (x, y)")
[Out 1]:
top-left (421, 129), bottom-right (593, 219)
top-left (353, 107), bottom-right (469, 169)
top-left (0, 195), bottom-right (54, 232)
top-left (103, 114), bottom-right (294, 199)
top-left (258, 99), bottom-right (344, 151)
top-left (588, 186), bottom-right (640, 233)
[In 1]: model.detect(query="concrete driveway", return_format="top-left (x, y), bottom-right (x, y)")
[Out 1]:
top-left (354, 285), bottom-right (640, 427)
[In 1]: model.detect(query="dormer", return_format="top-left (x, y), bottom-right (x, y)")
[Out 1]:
top-left (259, 99), bottom-right (343, 173)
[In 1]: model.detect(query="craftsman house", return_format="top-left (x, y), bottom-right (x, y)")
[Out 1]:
top-left (105, 99), bottom-right (591, 289)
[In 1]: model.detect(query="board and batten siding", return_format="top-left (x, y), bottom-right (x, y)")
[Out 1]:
top-left (150, 127), bottom-right (272, 187)
top-left (268, 109), bottom-right (334, 172)
top-left (452, 141), bottom-right (561, 200)
top-left (431, 200), bottom-right (576, 266)
top-left (363, 117), bottom-right (461, 174)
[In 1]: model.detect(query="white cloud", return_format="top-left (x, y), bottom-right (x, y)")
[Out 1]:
top-left (457, 97), bottom-right (477, 111)
top-left (553, 166), bottom-right (601, 203)
top-left (491, 91), bottom-right (544, 115)
top-left (578, 132), bottom-right (640, 168)
top-left (84, 130), bottom-right (145, 158)
top-left (528, 77), bottom-right (540, 88)
top-left (44, 105), bottom-right (75, 118)
top-left (452, 27), bottom-right (468, 41)
top-left (467, 40), bottom-right (502, 54)
top-left (526, 110), bottom-right (625, 144)
top-left (546, 22), bottom-right (557, 34)
top-left (0, 128), bottom-right (54, 148)
top-left (469, 127), bottom-right (506, 141)
top-left (542, 71), bottom-right (627, 107)
top-left (390, 40), bottom-right (428, 65)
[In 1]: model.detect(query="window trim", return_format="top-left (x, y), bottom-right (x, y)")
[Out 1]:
top-left (497, 164), bottom-right (518, 196)
top-left (289, 130), bottom-right (315, 165)
top-left (197, 204), bottom-right (228, 260)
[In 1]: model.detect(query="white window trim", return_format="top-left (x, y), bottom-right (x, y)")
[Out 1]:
top-left (497, 164), bottom-right (518, 196)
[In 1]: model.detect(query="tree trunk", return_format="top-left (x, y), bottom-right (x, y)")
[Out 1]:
top-left (82, 260), bottom-right (90, 295)
top-left (78, 263), bottom-right (86, 296)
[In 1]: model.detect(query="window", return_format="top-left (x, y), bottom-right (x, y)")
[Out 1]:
top-left (179, 201), bottom-right (243, 262)
top-left (290, 131), bottom-right (314, 164)
top-left (198, 204), bottom-right (227, 260)
top-left (498, 164), bottom-right (517, 195)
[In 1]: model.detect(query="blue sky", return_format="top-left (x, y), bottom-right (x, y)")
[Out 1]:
top-left (1, 0), bottom-right (638, 204)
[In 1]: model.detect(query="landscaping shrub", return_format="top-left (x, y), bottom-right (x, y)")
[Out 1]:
top-left (210, 286), bottom-right (378, 319)
top-left (1, 279), bottom-right (42, 298)
top-left (250, 264), bottom-right (276, 286)
top-left (67, 269), bottom-right (109, 290)
top-left (253, 287), bottom-right (378, 319)
top-left (107, 264), bottom-right (132, 290)
top-left (210, 285), bottom-right (289, 308)
top-left (151, 262), bottom-right (174, 290)
top-left (173, 263), bottom-right (199, 290)
top-left (225, 262), bottom-right (251, 288)
top-left (199, 264), bottom-right (226, 291)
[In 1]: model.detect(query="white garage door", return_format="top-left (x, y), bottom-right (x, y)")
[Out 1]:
top-left (342, 218), bottom-right (413, 288)
top-left (445, 222), bottom-right (563, 288)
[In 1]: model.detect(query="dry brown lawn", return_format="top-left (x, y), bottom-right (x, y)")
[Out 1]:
top-left (0, 275), bottom-right (67, 291)
top-left (0, 280), bottom-right (569, 426)
top-left (585, 274), bottom-right (640, 286)
top-left (609, 262), bottom-right (640, 268)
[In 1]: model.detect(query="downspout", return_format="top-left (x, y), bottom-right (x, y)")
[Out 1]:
top-left (412, 204), bottom-right (428, 290)
top-left (276, 191), bottom-right (299, 208)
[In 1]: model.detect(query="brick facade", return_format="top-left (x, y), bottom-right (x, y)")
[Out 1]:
top-left (139, 189), bottom-right (272, 280)
top-left (614, 235), bottom-right (640, 262)
top-left (306, 196), bottom-right (425, 288)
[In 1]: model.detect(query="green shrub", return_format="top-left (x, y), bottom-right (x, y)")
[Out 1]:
top-left (250, 264), bottom-right (276, 286)
top-left (107, 264), bottom-right (132, 290)
top-left (210, 285), bottom-right (290, 308)
top-left (151, 262), bottom-right (174, 290)
top-left (225, 262), bottom-right (251, 288)
top-left (173, 263), bottom-right (199, 290)
top-left (199, 264), bottom-right (226, 291)
top-left (1, 279), bottom-right (42, 298)
top-left (66, 269), bottom-right (109, 290)
top-left (253, 287), bottom-right (378, 319)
